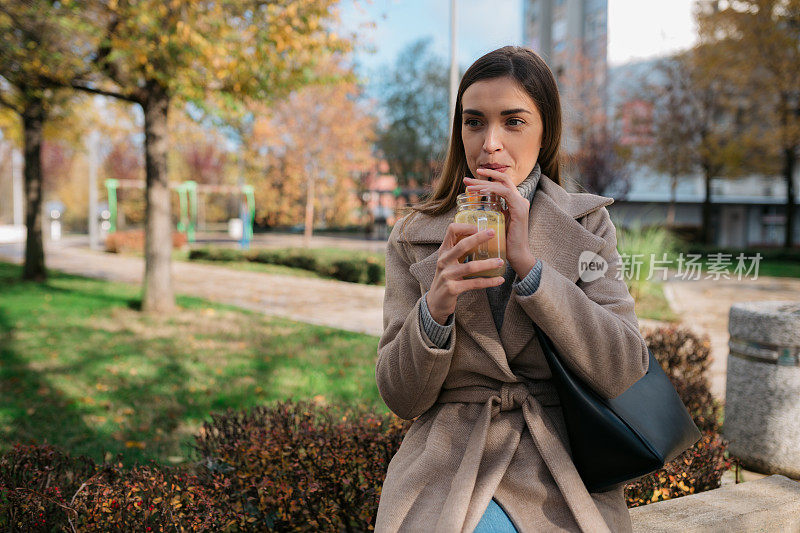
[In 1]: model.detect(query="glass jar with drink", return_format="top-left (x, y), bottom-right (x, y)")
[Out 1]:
top-left (454, 191), bottom-right (507, 278)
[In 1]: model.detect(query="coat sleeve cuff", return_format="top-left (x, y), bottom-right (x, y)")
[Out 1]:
top-left (513, 258), bottom-right (543, 296)
top-left (419, 290), bottom-right (454, 349)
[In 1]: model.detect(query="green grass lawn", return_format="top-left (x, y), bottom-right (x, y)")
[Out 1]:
top-left (0, 262), bottom-right (386, 468)
top-left (665, 241), bottom-right (800, 279)
top-left (669, 253), bottom-right (800, 279)
top-left (630, 281), bottom-right (679, 323)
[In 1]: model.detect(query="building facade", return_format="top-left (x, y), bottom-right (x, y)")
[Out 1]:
top-left (605, 58), bottom-right (800, 248)
top-left (523, 0), bottom-right (609, 153)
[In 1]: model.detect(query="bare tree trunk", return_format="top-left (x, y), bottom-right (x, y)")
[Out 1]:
top-left (667, 174), bottom-right (677, 227)
top-left (22, 98), bottom-right (46, 281)
top-left (784, 146), bottom-right (796, 249)
top-left (702, 166), bottom-right (713, 245)
top-left (303, 165), bottom-right (315, 248)
top-left (141, 82), bottom-right (175, 313)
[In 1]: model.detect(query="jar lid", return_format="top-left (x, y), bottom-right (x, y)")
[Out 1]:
top-left (457, 191), bottom-right (506, 209)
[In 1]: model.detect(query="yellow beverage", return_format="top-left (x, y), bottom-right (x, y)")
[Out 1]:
top-left (454, 207), bottom-right (506, 278)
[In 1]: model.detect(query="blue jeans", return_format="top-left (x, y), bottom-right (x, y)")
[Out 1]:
top-left (473, 498), bottom-right (518, 532)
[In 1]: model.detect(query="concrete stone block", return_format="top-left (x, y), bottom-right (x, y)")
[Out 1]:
top-left (630, 475), bottom-right (800, 533)
top-left (725, 301), bottom-right (800, 478)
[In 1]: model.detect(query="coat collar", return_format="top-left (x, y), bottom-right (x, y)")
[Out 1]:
top-left (400, 173), bottom-right (614, 379)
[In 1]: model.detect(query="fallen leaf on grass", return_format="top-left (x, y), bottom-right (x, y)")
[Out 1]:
top-left (313, 394), bottom-right (327, 406)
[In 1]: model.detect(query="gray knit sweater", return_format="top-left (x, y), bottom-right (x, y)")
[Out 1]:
top-left (419, 164), bottom-right (544, 349)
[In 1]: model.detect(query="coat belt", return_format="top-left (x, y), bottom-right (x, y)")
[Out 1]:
top-left (434, 380), bottom-right (613, 533)
top-left (437, 380), bottom-right (560, 412)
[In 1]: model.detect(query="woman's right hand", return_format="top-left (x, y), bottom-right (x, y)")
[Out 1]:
top-left (425, 223), bottom-right (505, 324)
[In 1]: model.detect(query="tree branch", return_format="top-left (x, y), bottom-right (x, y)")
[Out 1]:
top-left (0, 91), bottom-right (22, 114)
top-left (70, 81), bottom-right (139, 104)
top-left (91, 11), bottom-right (129, 90)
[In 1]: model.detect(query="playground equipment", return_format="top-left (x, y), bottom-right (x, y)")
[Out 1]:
top-left (104, 179), bottom-right (255, 247)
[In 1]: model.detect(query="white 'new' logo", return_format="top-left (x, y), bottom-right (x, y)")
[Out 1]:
top-left (578, 251), bottom-right (608, 283)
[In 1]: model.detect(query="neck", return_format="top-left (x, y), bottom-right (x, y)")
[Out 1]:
top-left (516, 163), bottom-right (541, 202)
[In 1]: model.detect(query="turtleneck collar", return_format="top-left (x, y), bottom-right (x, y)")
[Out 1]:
top-left (515, 162), bottom-right (541, 202)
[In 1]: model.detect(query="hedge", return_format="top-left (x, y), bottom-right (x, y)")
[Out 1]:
top-left (105, 230), bottom-right (188, 254)
top-left (188, 247), bottom-right (385, 285)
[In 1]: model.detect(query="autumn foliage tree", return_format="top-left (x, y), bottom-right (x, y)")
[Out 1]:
top-left (696, 0), bottom-right (800, 248)
top-left (0, 0), bottom-right (89, 281)
top-left (57, 0), bottom-right (357, 312)
top-left (246, 55), bottom-right (376, 239)
top-left (653, 49), bottom-right (758, 243)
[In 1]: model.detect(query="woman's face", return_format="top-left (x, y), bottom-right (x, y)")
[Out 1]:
top-left (461, 76), bottom-right (543, 187)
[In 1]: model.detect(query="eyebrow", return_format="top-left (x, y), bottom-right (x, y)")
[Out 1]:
top-left (461, 108), bottom-right (532, 117)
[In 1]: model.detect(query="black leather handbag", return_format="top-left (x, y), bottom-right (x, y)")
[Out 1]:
top-left (533, 325), bottom-right (702, 493)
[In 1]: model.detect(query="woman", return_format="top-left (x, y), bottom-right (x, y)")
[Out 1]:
top-left (374, 46), bottom-right (649, 532)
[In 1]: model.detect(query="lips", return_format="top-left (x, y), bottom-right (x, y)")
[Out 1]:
top-left (479, 164), bottom-right (509, 172)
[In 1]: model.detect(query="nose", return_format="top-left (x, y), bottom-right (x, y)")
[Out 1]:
top-left (482, 124), bottom-right (502, 153)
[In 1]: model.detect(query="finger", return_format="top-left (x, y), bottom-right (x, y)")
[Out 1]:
top-left (474, 167), bottom-right (515, 187)
top-left (464, 176), bottom-right (513, 196)
top-left (453, 276), bottom-right (506, 293)
top-left (442, 223), bottom-right (479, 250)
top-left (441, 229), bottom-right (496, 264)
top-left (444, 229), bottom-right (497, 262)
top-left (465, 181), bottom-right (514, 207)
top-left (465, 181), bottom-right (503, 194)
top-left (448, 257), bottom-right (505, 279)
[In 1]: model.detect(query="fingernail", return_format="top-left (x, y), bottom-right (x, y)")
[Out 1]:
top-left (496, 258), bottom-right (504, 264)
top-left (487, 229), bottom-right (495, 236)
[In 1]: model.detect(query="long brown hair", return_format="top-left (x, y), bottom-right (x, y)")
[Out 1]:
top-left (399, 46), bottom-right (563, 238)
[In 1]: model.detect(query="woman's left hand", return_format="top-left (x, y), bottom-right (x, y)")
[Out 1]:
top-left (464, 168), bottom-right (538, 279)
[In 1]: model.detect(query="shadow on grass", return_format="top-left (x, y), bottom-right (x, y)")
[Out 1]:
top-left (0, 306), bottom-right (100, 460)
top-left (0, 264), bottom-right (205, 466)
top-left (0, 261), bottom-right (386, 467)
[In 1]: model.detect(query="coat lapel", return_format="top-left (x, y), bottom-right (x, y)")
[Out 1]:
top-left (403, 174), bottom-right (614, 373)
top-left (499, 184), bottom-right (612, 361)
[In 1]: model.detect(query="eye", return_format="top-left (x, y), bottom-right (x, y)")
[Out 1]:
top-left (508, 118), bottom-right (524, 126)
top-left (464, 118), bottom-right (480, 127)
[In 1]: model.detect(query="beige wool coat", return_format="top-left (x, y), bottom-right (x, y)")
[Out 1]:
top-left (374, 173), bottom-right (650, 533)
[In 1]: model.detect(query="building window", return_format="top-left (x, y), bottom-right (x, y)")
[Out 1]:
top-left (553, 18), bottom-right (566, 41)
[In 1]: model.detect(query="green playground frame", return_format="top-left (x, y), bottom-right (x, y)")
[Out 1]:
top-left (104, 179), bottom-right (255, 243)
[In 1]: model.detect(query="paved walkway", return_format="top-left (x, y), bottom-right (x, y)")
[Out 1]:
top-left (0, 237), bottom-right (386, 337)
top-left (3, 235), bottom-right (798, 401)
top-left (661, 273), bottom-right (800, 400)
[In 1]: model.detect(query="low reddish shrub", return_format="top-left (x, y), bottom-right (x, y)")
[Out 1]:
top-left (642, 325), bottom-right (723, 432)
top-left (69, 462), bottom-right (237, 531)
top-left (0, 443), bottom-right (96, 531)
top-left (644, 325), bottom-right (712, 390)
top-left (624, 431), bottom-right (732, 507)
top-left (105, 230), bottom-right (188, 254)
top-left (192, 400), bottom-right (411, 531)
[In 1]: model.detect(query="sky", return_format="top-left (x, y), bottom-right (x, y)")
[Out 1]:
top-left (337, 0), bottom-right (699, 76)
